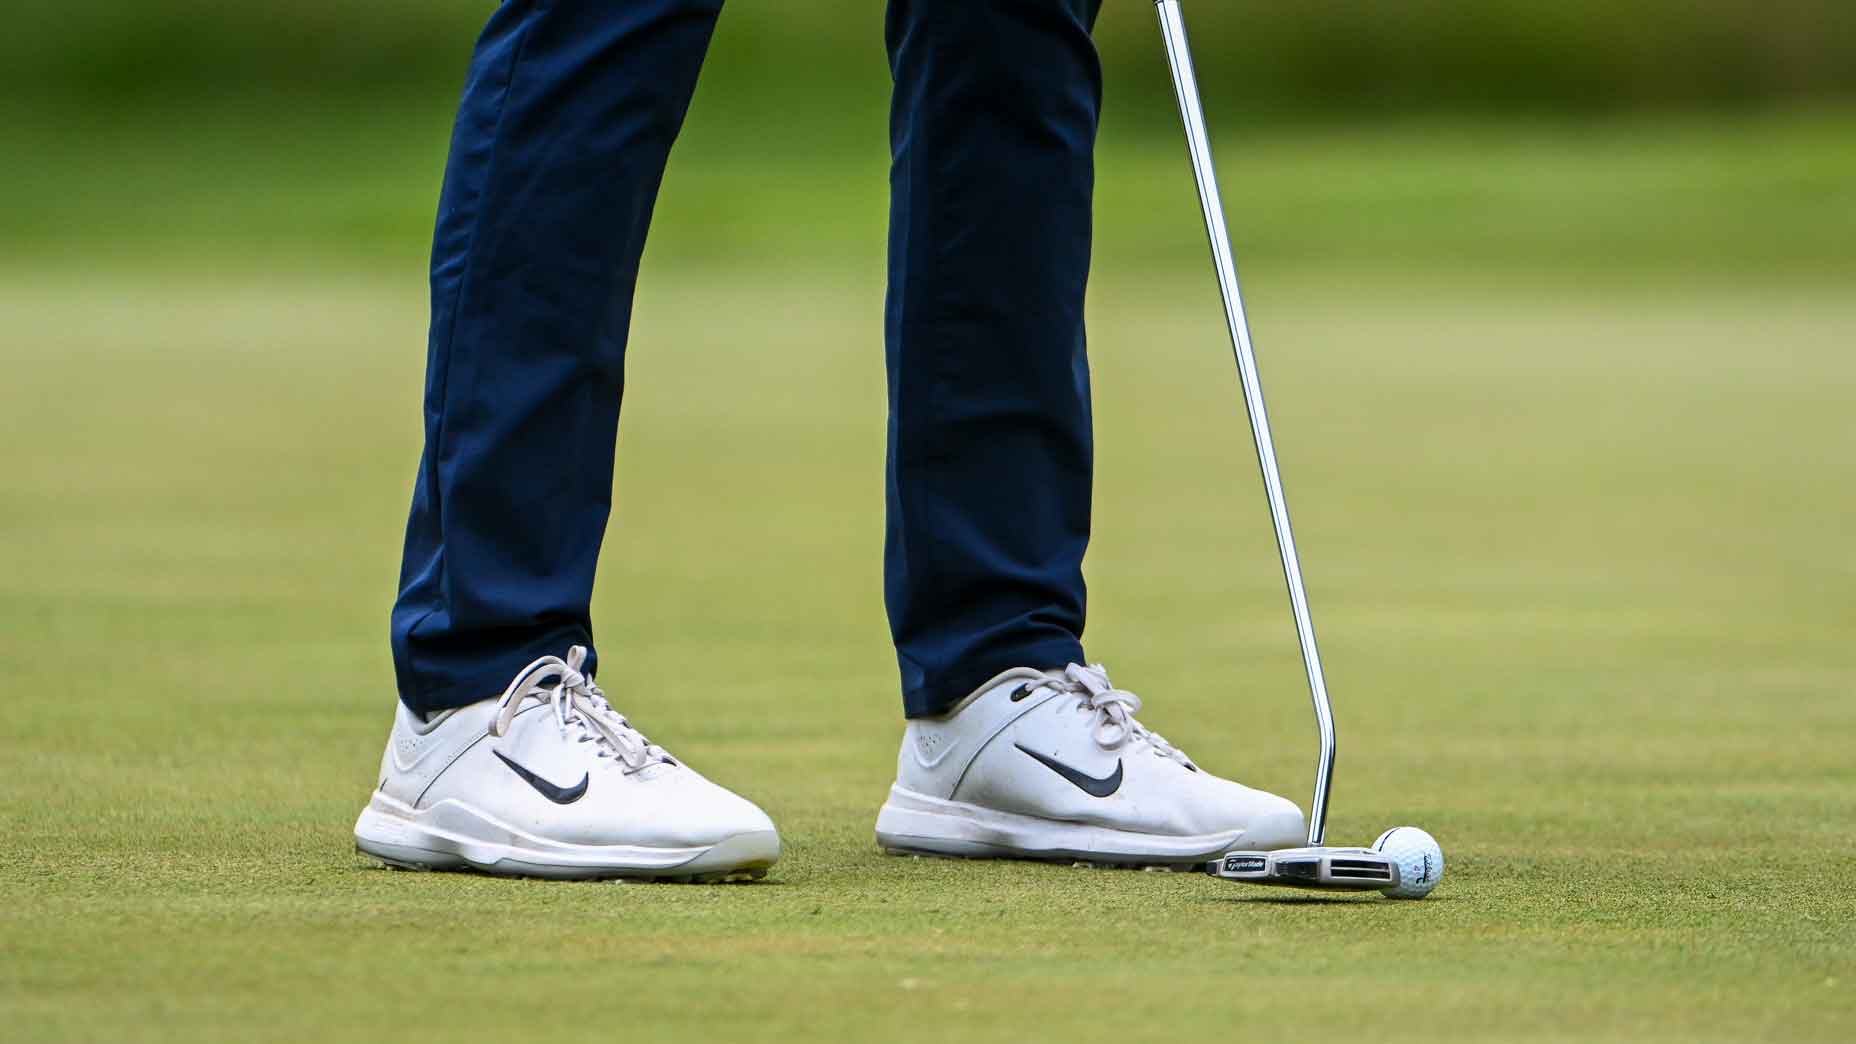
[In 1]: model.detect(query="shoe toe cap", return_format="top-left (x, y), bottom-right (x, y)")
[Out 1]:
top-left (646, 776), bottom-right (780, 848)
top-left (1195, 779), bottom-right (1305, 848)
top-left (1239, 793), bottom-right (1307, 850)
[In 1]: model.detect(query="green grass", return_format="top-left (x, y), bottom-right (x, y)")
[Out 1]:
top-left (3, 110), bottom-right (1855, 1040)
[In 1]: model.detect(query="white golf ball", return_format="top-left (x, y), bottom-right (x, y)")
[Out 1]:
top-left (1371, 826), bottom-right (1444, 899)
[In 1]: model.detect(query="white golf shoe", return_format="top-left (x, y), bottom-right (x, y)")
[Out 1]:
top-left (875, 663), bottom-right (1306, 867)
top-left (355, 647), bottom-right (779, 881)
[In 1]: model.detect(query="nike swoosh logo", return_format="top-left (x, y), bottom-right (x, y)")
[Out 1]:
top-left (1015, 743), bottom-right (1123, 798)
top-left (493, 750), bottom-right (590, 805)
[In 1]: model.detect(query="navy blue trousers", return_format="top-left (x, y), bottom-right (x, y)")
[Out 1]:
top-left (393, 0), bottom-right (1102, 719)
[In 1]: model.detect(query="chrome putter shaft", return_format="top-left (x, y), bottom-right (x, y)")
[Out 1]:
top-left (1155, 0), bottom-right (1336, 848)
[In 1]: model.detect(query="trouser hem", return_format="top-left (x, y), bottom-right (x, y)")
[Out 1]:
top-left (397, 625), bottom-right (598, 716)
top-left (902, 636), bottom-right (1086, 719)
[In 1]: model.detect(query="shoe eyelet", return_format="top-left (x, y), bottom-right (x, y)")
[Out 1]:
top-left (1010, 684), bottom-right (1033, 702)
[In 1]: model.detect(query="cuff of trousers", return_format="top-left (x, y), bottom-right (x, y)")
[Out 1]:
top-left (397, 625), bottom-right (599, 717)
top-left (902, 636), bottom-right (1088, 720)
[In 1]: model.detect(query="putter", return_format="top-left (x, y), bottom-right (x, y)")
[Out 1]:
top-left (1154, 0), bottom-right (1402, 894)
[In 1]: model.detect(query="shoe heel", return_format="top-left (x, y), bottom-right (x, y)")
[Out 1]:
top-left (354, 804), bottom-right (462, 871)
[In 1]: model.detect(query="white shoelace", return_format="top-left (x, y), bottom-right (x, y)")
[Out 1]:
top-left (1034, 663), bottom-right (1198, 770)
top-left (489, 646), bottom-right (674, 772)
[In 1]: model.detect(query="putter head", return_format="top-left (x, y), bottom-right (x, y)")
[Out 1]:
top-left (1205, 847), bottom-right (1400, 892)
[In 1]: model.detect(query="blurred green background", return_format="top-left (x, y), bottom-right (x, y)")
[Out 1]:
top-left (4, 3), bottom-right (1854, 1042)
top-left (7, 1), bottom-right (1856, 271)
top-left (15, 1), bottom-right (1856, 110)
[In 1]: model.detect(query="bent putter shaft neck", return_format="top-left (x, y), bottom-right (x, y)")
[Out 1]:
top-left (1154, 0), bottom-right (1336, 847)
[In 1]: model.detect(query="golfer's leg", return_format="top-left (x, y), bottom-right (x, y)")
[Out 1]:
top-left (884, 0), bottom-right (1102, 717)
top-left (391, 0), bottom-right (724, 715)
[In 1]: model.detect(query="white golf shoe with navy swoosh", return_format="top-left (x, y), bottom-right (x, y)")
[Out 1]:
top-left (355, 647), bottom-right (779, 881)
top-left (875, 663), bottom-right (1306, 867)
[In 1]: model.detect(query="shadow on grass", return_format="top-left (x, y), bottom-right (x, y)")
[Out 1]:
top-left (1203, 894), bottom-right (1464, 906)
top-left (349, 858), bottom-right (788, 886)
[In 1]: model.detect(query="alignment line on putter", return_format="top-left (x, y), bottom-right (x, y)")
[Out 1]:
top-left (1153, 0), bottom-right (1445, 900)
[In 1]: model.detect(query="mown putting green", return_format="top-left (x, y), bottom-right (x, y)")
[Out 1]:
top-left (2, 111), bottom-right (1852, 1041)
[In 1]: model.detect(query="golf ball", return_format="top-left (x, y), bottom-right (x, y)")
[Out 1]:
top-left (1371, 826), bottom-right (1444, 899)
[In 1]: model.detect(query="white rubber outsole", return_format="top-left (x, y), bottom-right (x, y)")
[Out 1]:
top-left (354, 795), bottom-right (779, 883)
top-left (874, 784), bottom-right (1301, 868)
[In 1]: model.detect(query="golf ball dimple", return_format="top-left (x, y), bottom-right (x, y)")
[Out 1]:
top-left (1372, 826), bottom-right (1445, 899)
